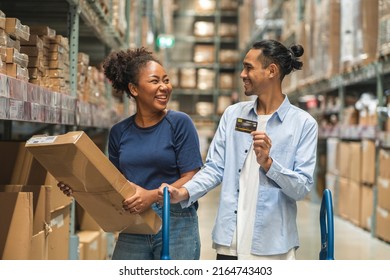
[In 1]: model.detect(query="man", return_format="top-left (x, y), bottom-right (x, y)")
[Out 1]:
top-left (160, 39), bottom-right (318, 260)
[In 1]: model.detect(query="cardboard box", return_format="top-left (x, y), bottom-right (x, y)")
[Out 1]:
top-left (361, 140), bottom-right (375, 184)
top-left (30, 230), bottom-right (48, 260)
top-left (76, 201), bottom-right (101, 231)
top-left (337, 176), bottom-right (349, 219)
top-left (360, 184), bottom-right (373, 231)
top-left (0, 192), bottom-right (33, 260)
top-left (25, 131), bottom-right (162, 234)
top-left (0, 185), bottom-right (50, 235)
top-left (376, 206), bottom-right (390, 242)
top-left (44, 172), bottom-right (72, 211)
top-left (77, 230), bottom-right (100, 260)
top-left (378, 177), bottom-right (390, 211)
top-left (48, 205), bottom-right (70, 260)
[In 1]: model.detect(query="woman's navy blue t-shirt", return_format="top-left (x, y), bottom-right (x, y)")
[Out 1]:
top-left (108, 110), bottom-right (203, 190)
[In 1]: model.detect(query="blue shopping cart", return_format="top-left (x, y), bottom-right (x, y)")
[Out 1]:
top-left (161, 186), bottom-right (171, 260)
top-left (319, 188), bottom-right (335, 260)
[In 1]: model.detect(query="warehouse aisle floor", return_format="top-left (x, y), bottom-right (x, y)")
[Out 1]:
top-left (197, 187), bottom-right (390, 260)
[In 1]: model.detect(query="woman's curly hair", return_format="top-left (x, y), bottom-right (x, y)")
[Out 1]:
top-left (103, 47), bottom-right (161, 97)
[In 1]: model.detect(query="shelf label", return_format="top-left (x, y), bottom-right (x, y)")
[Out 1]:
top-left (27, 135), bottom-right (57, 144)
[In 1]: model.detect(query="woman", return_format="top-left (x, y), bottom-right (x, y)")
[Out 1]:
top-left (59, 47), bottom-right (203, 260)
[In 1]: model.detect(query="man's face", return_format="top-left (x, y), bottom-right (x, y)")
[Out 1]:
top-left (240, 49), bottom-right (271, 97)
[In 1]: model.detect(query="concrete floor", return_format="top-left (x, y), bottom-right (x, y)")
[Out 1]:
top-left (196, 187), bottom-right (390, 260)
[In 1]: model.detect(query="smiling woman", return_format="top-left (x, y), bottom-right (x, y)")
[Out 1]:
top-left (58, 47), bottom-right (204, 260)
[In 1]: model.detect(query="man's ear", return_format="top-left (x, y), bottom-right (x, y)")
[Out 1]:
top-left (268, 63), bottom-right (279, 78)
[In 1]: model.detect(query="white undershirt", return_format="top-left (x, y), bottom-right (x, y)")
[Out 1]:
top-left (214, 114), bottom-right (295, 259)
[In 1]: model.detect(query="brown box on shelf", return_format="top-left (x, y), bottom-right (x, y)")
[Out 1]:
top-left (0, 192), bottom-right (33, 260)
top-left (219, 49), bottom-right (239, 64)
top-left (5, 17), bottom-right (30, 41)
top-left (360, 184), bottom-right (373, 231)
top-left (5, 48), bottom-right (28, 68)
top-left (193, 21), bottom-right (214, 37)
top-left (197, 68), bottom-right (214, 89)
top-left (376, 206), bottom-right (390, 242)
top-left (20, 45), bottom-right (41, 57)
top-left (348, 180), bottom-right (361, 226)
top-left (379, 148), bottom-right (390, 178)
top-left (180, 68), bottom-right (196, 88)
top-left (337, 141), bottom-right (349, 179)
top-left (349, 142), bottom-right (361, 183)
top-left (217, 95), bottom-right (231, 115)
top-left (29, 25), bottom-right (56, 39)
top-left (219, 72), bottom-right (234, 89)
top-left (361, 140), bottom-right (375, 184)
top-left (52, 35), bottom-right (69, 50)
top-left (49, 59), bottom-right (67, 70)
top-left (20, 34), bottom-right (44, 49)
top-left (6, 63), bottom-right (29, 82)
top-left (219, 23), bottom-right (238, 38)
top-left (378, 177), bottom-right (390, 211)
top-left (194, 45), bottom-right (214, 64)
top-left (195, 0), bottom-right (215, 12)
top-left (77, 230), bottom-right (101, 260)
top-left (25, 131), bottom-right (162, 234)
top-left (337, 176), bottom-right (349, 219)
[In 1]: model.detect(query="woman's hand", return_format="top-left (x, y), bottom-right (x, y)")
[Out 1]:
top-left (158, 184), bottom-right (189, 204)
top-left (122, 185), bottom-right (158, 215)
top-left (57, 181), bottom-right (73, 196)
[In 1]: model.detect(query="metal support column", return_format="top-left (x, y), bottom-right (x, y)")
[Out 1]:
top-left (372, 61), bottom-right (385, 238)
top-left (66, 0), bottom-right (80, 260)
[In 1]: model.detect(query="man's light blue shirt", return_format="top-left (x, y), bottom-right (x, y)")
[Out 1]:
top-left (182, 96), bottom-right (318, 255)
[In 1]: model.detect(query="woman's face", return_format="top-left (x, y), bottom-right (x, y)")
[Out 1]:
top-left (130, 61), bottom-right (172, 112)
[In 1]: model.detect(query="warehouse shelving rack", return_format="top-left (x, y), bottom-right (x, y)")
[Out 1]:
top-left (0, 0), bottom-right (136, 260)
top-left (236, 0), bottom-right (390, 242)
top-left (167, 0), bottom-right (239, 130)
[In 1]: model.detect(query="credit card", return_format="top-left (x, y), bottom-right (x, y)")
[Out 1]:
top-left (235, 118), bottom-right (258, 133)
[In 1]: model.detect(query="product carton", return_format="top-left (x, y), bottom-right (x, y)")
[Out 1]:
top-left (25, 131), bottom-right (162, 234)
top-left (0, 192), bottom-right (33, 259)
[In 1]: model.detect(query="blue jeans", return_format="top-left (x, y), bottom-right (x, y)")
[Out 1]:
top-left (112, 203), bottom-right (200, 260)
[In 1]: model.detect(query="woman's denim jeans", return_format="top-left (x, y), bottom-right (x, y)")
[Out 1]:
top-left (112, 203), bottom-right (200, 260)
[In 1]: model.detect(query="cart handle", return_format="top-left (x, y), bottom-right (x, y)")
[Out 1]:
top-left (319, 188), bottom-right (334, 260)
top-left (161, 186), bottom-right (171, 260)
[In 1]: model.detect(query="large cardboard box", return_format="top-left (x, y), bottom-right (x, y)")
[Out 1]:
top-left (378, 177), bottom-right (390, 211)
top-left (376, 206), bottom-right (390, 242)
top-left (48, 205), bottom-right (70, 260)
top-left (0, 192), bottom-right (33, 260)
top-left (77, 230), bottom-right (101, 260)
top-left (25, 131), bottom-right (162, 234)
top-left (0, 185), bottom-right (50, 235)
top-left (30, 230), bottom-right (48, 260)
top-left (360, 184), bottom-right (373, 231)
top-left (361, 140), bottom-right (375, 184)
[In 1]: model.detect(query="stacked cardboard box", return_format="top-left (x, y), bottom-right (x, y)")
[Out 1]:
top-left (1, 16), bottom-right (30, 82)
top-left (376, 149), bottom-right (390, 242)
top-left (0, 141), bottom-right (72, 260)
top-left (340, 0), bottom-right (378, 72)
top-left (378, 0), bottom-right (390, 57)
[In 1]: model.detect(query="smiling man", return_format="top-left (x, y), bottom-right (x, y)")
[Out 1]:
top-left (160, 39), bottom-right (319, 260)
